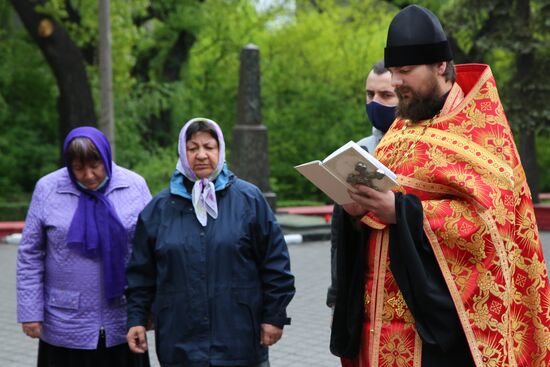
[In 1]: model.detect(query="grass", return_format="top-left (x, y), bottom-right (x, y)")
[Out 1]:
top-left (277, 199), bottom-right (329, 207)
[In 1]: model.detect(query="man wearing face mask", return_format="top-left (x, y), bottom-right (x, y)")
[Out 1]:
top-left (326, 60), bottom-right (397, 310)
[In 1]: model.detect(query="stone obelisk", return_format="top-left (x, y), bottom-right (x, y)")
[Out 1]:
top-left (232, 44), bottom-right (276, 209)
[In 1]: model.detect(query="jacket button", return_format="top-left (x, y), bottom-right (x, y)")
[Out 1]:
top-left (200, 232), bottom-right (205, 237)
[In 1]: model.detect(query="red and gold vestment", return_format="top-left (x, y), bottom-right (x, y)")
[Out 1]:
top-left (355, 64), bottom-right (550, 367)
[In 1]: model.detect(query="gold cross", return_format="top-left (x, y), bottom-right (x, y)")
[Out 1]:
top-left (387, 292), bottom-right (407, 317)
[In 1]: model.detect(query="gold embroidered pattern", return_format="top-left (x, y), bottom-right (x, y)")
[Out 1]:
top-left (477, 336), bottom-right (506, 367)
top-left (387, 292), bottom-right (407, 318)
top-left (379, 332), bottom-right (415, 367)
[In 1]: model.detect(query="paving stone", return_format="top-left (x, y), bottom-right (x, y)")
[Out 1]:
top-left (2, 231), bottom-right (550, 366)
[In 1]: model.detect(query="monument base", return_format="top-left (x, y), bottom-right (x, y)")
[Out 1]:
top-left (263, 191), bottom-right (277, 212)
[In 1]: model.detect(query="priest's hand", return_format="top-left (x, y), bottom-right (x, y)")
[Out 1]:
top-left (342, 201), bottom-right (368, 217)
top-left (347, 185), bottom-right (396, 224)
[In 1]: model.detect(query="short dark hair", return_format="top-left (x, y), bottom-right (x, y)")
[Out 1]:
top-left (66, 137), bottom-right (101, 165)
top-left (442, 60), bottom-right (456, 83)
top-left (371, 60), bottom-right (388, 75)
top-left (185, 120), bottom-right (218, 143)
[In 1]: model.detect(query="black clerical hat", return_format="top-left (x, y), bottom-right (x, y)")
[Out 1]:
top-left (384, 5), bottom-right (453, 67)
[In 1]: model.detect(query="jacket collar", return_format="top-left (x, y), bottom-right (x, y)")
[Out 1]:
top-left (170, 164), bottom-right (233, 200)
top-left (56, 163), bottom-right (130, 196)
top-left (371, 126), bottom-right (385, 138)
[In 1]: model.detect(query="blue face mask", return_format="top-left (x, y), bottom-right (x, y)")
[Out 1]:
top-left (366, 102), bottom-right (396, 133)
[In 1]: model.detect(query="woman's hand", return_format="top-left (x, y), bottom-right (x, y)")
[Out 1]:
top-left (260, 323), bottom-right (283, 347)
top-left (127, 326), bottom-right (148, 353)
top-left (22, 322), bottom-right (42, 338)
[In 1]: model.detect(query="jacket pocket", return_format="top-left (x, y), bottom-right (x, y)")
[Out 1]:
top-left (46, 287), bottom-right (80, 310)
top-left (228, 288), bottom-right (263, 356)
top-left (237, 293), bottom-right (260, 351)
top-left (154, 293), bottom-right (190, 364)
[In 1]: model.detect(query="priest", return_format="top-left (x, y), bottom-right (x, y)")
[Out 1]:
top-left (330, 4), bottom-right (550, 367)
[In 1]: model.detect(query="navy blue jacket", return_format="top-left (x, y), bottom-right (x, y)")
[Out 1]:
top-left (126, 171), bottom-right (295, 366)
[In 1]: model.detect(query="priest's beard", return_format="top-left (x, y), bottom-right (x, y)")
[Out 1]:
top-left (395, 75), bottom-right (443, 123)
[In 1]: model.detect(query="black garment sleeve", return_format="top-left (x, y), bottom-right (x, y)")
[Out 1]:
top-left (389, 193), bottom-right (472, 358)
top-left (329, 210), bottom-right (368, 358)
top-left (326, 204), bottom-right (343, 308)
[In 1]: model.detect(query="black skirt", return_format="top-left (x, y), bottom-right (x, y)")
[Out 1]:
top-left (37, 331), bottom-right (151, 367)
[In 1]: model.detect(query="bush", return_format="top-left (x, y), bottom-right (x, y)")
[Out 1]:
top-left (0, 201), bottom-right (29, 221)
top-left (537, 134), bottom-right (550, 193)
top-left (131, 146), bottom-right (178, 196)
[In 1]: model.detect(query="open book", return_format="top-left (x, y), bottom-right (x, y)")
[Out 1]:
top-left (295, 141), bottom-right (399, 205)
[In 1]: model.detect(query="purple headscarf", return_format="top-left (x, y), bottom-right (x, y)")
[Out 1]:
top-left (63, 126), bottom-right (128, 301)
top-left (176, 117), bottom-right (225, 226)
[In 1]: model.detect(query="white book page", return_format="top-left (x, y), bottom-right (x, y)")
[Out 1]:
top-left (323, 141), bottom-right (356, 162)
top-left (322, 142), bottom-right (398, 191)
top-left (294, 161), bottom-right (355, 204)
top-left (324, 141), bottom-right (396, 180)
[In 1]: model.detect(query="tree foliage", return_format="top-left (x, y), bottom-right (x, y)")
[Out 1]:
top-left (2, 0), bottom-right (550, 214)
top-left (440, 0), bottom-right (550, 131)
top-left (438, 0), bottom-right (550, 201)
top-left (0, 6), bottom-right (58, 199)
top-left (260, 0), bottom-right (395, 198)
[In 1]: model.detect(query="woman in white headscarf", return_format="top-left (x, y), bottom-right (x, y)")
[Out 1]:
top-left (126, 118), bottom-right (295, 367)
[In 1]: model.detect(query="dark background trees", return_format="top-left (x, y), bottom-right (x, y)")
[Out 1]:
top-left (10, 0), bottom-right (97, 153)
top-left (440, 0), bottom-right (550, 203)
top-left (386, 0), bottom-right (550, 202)
top-left (1, 0), bottom-right (549, 219)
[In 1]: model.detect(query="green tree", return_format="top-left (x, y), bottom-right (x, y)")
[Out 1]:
top-left (384, 0), bottom-right (550, 201)
top-left (9, 0), bottom-right (97, 155)
top-left (0, 3), bottom-right (58, 199)
top-left (440, 0), bottom-right (550, 202)
top-left (261, 0), bottom-right (395, 200)
top-left (132, 0), bottom-right (398, 200)
top-left (1, 0), bottom-right (402, 203)
top-left (10, 0), bottom-right (547, 206)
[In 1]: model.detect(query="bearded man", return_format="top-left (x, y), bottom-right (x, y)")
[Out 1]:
top-left (330, 4), bottom-right (550, 367)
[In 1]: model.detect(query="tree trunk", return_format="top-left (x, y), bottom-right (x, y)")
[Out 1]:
top-left (515, 0), bottom-right (539, 203)
top-left (142, 30), bottom-right (196, 147)
top-left (519, 130), bottom-right (540, 203)
top-left (9, 0), bottom-right (96, 158)
top-left (99, 0), bottom-right (115, 157)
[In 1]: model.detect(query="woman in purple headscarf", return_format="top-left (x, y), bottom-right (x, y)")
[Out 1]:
top-left (16, 126), bottom-right (152, 367)
top-left (126, 118), bottom-right (295, 367)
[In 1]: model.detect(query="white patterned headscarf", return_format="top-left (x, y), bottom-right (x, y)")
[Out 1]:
top-left (176, 117), bottom-right (225, 226)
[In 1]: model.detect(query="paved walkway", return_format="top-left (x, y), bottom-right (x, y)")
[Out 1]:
top-left (2, 233), bottom-right (550, 366)
top-left (0, 239), bottom-right (339, 367)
